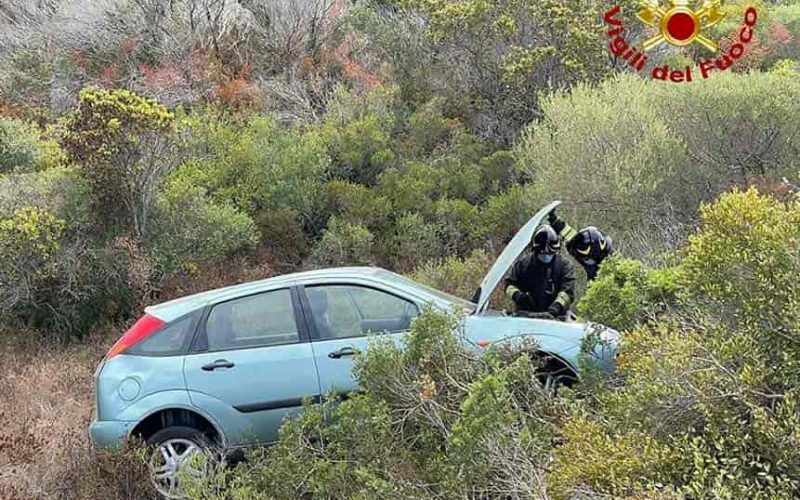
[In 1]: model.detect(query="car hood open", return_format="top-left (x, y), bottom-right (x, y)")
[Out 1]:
top-left (472, 200), bottom-right (561, 314)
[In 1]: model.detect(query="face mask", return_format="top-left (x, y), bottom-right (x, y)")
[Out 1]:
top-left (537, 253), bottom-right (554, 264)
top-left (583, 258), bottom-right (597, 266)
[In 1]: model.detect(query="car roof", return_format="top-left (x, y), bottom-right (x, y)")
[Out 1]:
top-left (144, 266), bottom-right (470, 322)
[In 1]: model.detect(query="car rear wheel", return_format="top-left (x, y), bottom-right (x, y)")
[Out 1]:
top-left (146, 426), bottom-right (219, 499)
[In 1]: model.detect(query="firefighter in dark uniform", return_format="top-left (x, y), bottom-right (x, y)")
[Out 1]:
top-left (548, 210), bottom-right (614, 281)
top-left (503, 225), bottom-right (576, 318)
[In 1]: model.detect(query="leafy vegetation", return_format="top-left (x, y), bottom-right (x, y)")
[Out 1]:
top-left (1, 0), bottom-right (799, 498)
top-left (175, 189), bottom-right (800, 499)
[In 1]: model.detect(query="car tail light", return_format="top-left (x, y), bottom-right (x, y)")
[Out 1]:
top-left (105, 314), bottom-right (165, 360)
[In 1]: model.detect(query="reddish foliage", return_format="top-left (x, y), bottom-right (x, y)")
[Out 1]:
top-left (768, 23), bottom-right (793, 46)
top-left (121, 37), bottom-right (137, 57)
top-left (212, 78), bottom-right (261, 109)
top-left (736, 174), bottom-right (794, 202)
top-left (140, 62), bottom-right (186, 92)
top-left (0, 98), bottom-right (24, 119)
top-left (101, 64), bottom-right (119, 85)
top-left (69, 49), bottom-right (87, 69)
top-left (343, 60), bottom-right (382, 90)
top-left (719, 31), bottom-right (769, 72)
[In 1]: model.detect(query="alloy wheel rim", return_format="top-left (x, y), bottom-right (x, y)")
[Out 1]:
top-left (148, 438), bottom-right (208, 499)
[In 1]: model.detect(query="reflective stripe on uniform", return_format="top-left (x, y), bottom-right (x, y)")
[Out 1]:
top-left (505, 285), bottom-right (521, 300)
top-left (555, 291), bottom-right (571, 308)
top-left (560, 224), bottom-right (578, 244)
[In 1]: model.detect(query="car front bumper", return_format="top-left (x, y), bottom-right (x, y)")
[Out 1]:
top-left (89, 419), bottom-right (136, 449)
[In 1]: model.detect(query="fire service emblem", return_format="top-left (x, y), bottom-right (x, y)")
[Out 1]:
top-left (604, 1), bottom-right (758, 83)
top-left (638, 0), bottom-right (726, 52)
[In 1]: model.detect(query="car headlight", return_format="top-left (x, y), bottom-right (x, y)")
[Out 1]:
top-left (598, 327), bottom-right (621, 346)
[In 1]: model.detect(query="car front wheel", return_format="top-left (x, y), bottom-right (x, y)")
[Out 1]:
top-left (146, 426), bottom-right (218, 499)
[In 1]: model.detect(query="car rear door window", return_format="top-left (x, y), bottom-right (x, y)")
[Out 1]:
top-left (306, 286), bottom-right (419, 340)
top-left (205, 289), bottom-right (299, 351)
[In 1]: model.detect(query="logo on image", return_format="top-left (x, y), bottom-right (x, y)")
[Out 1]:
top-left (604, 1), bottom-right (758, 82)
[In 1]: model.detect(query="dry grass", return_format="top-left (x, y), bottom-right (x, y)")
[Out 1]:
top-left (0, 328), bottom-right (155, 499)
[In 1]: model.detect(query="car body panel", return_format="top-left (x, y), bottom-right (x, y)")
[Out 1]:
top-left (309, 337), bottom-right (370, 395)
top-left (474, 200), bottom-right (561, 313)
top-left (464, 314), bottom-right (586, 370)
top-left (94, 354), bottom-right (187, 421)
top-left (90, 419), bottom-right (136, 449)
top-left (183, 343), bottom-right (320, 445)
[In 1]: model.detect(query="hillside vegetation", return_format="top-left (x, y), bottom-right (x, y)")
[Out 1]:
top-left (1, 0), bottom-right (799, 498)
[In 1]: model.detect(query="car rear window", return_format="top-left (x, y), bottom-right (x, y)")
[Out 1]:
top-left (127, 314), bottom-right (195, 356)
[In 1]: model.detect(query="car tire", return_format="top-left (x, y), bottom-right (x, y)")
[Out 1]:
top-left (146, 426), bottom-right (220, 499)
top-left (529, 352), bottom-right (578, 393)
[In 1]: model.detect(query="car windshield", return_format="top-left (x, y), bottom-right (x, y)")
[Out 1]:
top-left (377, 270), bottom-right (477, 312)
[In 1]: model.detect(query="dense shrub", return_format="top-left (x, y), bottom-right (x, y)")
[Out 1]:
top-left (312, 216), bottom-right (375, 267)
top-left (433, 198), bottom-right (486, 257)
top-left (0, 206), bottom-right (131, 337)
top-left (183, 114), bottom-right (330, 232)
top-left (208, 309), bottom-right (563, 499)
top-left (0, 207), bottom-right (65, 317)
top-left (578, 256), bottom-right (678, 331)
top-left (385, 212), bottom-right (441, 271)
top-left (325, 179), bottom-right (393, 231)
top-left (400, 0), bottom-right (621, 142)
top-left (148, 173), bottom-right (260, 277)
top-left (0, 166), bottom-right (93, 234)
top-left (412, 249), bottom-right (493, 301)
top-left (319, 86), bottom-right (399, 185)
top-left (516, 72), bottom-right (800, 258)
top-left (480, 183), bottom-right (547, 251)
top-left (61, 88), bottom-right (183, 238)
top-left (550, 189), bottom-right (800, 498)
top-left (0, 117), bottom-right (42, 172)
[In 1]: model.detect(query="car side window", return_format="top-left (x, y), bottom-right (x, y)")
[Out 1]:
top-left (128, 314), bottom-right (194, 356)
top-left (306, 285), bottom-right (419, 340)
top-left (204, 289), bottom-right (298, 351)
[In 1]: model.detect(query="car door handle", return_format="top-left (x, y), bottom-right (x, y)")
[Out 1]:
top-left (201, 359), bottom-right (235, 371)
top-left (328, 347), bottom-right (358, 359)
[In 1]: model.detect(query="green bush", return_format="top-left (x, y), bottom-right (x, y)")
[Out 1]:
top-left (376, 162), bottom-right (438, 215)
top-left (480, 183), bottom-right (547, 250)
top-left (252, 208), bottom-right (309, 268)
top-left (148, 172), bottom-right (260, 277)
top-left (0, 206), bottom-right (130, 337)
top-left (0, 117), bottom-right (42, 172)
top-left (385, 212), bottom-right (441, 271)
top-left (0, 166), bottom-right (93, 234)
top-left (516, 72), bottom-right (800, 258)
top-left (548, 189), bottom-right (800, 498)
top-left (210, 309), bottom-right (561, 499)
top-left (400, 0), bottom-right (617, 142)
top-left (433, 198), bottom-right (485, 256)
top-left (412, 249), bottom-right (493, 301)
top-left (60, 88), bottom-right (182, 238)
top-left (183, 114), bottom-right (330, 232)
top-left (312, 216), bottom-right (375, 266)
top-left (578, 256), bottom-right (678, 332)
top-left (325, 180), bottom-right (393, 231)
top-left (318, 86), bottom-right (399, 185)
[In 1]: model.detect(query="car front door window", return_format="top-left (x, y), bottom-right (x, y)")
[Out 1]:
top-left (305, 285), bottom-right (419, 340)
